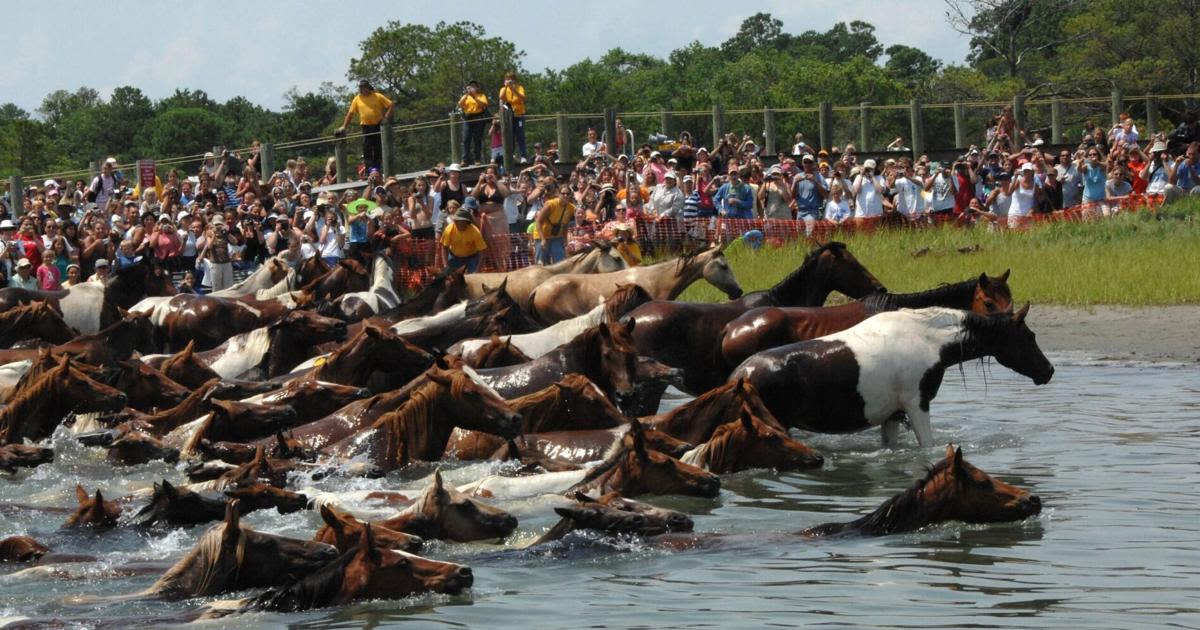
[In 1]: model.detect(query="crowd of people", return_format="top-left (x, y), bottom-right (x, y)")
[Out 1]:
top-left (6, 79), bottom-right (1200, 290)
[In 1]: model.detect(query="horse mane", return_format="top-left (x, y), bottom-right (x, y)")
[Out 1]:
top-left (0, 364), bottom-right (64, 440)
top-left (862, 278), bottom-right (982, 314)
top-left (602, 284), bottom-right (652, 322)
top-left (807, 459), bottom-right (954, 537)
top-left (673, 244), bottom-right (713, 278)
top-left (766, 241), bottom-right (845, 302)
top-left (473, 336), bottom-right (531, 369)
top-left (0, 302), bottom-right (39, 327)
top-left (683, 419), bottom-right (741, 469)
top-left (249, 548), bottom-right (353, 612)
top-left (150, 523), bottom-right (245, 597)
top-left (571, 432), bottom-right (634, 492)
top-left (373, 377), bottom-right (461, 466)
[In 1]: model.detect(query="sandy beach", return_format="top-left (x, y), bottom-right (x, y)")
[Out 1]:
top-left (1028, 305), bottom-right (1200, 363)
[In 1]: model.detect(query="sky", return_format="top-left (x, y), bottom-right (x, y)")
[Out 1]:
top-left (2, 0), bottom-right (971, 115)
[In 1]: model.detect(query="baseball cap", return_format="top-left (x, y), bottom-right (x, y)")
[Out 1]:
top-left (463, 196), bottom-right (480, 210)
top-left (95, 258), bottom-right (110, 268)
top-left (15, 258), bottom-right (31, 269)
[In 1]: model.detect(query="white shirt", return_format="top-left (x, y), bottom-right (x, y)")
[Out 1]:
top-left (1008, 181), bottom-right (1037, 218)
top-left (892, 177), bottom-right (925, 218)
top-left (582, 141), bottom-right (604, 158)
top-left (853, 174), bottom-right (885, 218)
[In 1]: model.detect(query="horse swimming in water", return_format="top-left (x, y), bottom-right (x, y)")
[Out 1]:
top-left (730, 306), bottom-right (1054, 447)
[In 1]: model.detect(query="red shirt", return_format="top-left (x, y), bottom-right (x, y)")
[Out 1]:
top-left (16, 234), bottom-right (41, 268)
top-left (953, 172), bottom-right (975, 214)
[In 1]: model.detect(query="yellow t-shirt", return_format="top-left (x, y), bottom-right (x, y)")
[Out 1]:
top-left (458, 93), bottom-right (490, 116)
top-left (441, 222), bottom-right (487, 257)
top-left (349, 92), bottom-right (393, 125)
top-left (498, 85), bottom-right (526, 116)
top-left (539, 198), bottom-right (574, 238)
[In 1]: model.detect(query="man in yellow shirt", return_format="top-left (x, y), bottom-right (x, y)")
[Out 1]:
top-left (457, 80), bottom-right (489, 166)
top-left (440, 205), bottom-right (488, 272)
top-left (536, 184), bottom-right (574, 264)
top-left (498, 72), bottom-right (528, 162)
top-left (338, 79), bottom-right (394, 174)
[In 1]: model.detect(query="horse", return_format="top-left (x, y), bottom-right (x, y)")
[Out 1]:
top-left (0, 356), bottom-right (127, 444)
top-left (730, 306), bottom-right (1055, 447)
top-left (104, 430), bottom-right (180, 466)
top-left (325, 368), bottom-right (523, 471)
top-left (295, 254), bottom-right (332, 289)
top-left (0, 536), bottom-right (49, 563)
top-left (465, 239), bottom-right (627, 311)
top-left (719, 271), bottom-right (1015, 370)
top-left (443, 373), bottom-right (630, 460)
top-left (678, 406), bottom-right (824, 473)
top-left (362, 470), bottom-right (517, 542)
top-left (532, 491), bottom-right (694, 545)
top-left (469, 321), bottom-right (659, 409)
top-left (209, 257), bottom-right (291, 298)
top-left (198, 430), bottom-right (318, 464)
top-left (288, 323), bottom-right (435, 392)
top-left (0, 287), bottom-right (69, 315)
top-left (244, 525), bottom-right (472, 613)
top-left (531, 243), bottom-right (743, 324)
top-left (460, 419), bottom-right (721, 500)
top-left (132, 480), bottom-right (307, 529)
top-left (801, 445), bottom-right (1042, 536)
top-left (132, 292), bottom-right (300, 352)
top-left (315, 504), bottom-right (425, 553)
top-left (490, 424), bottom-right (692, 469)
top-left (371, 266), bottom-right (469, 325)
top-left (236, 380), bottom-right (372, 426)
top-left (94, 359), bottom-right (190, 411)
top-left (134, 501), bottom-right (337, 601)
top-left (0, 301), bottom-right (78, 348)
top-left (640, 377), bottom-right (786, 445)
top-left (387, 278), bottom-right (541, 351)
top-left (458, 335), bottom-right (532, 368)
top-left (300, 259), bottom-right (370, 303)
top-left (0, 444), bottom-right (54, 473)
top-left (62, 485), bottom-right (122, 529)
top-left (453, 283), bottom-right (652, 362)
top-left (58, 257), bottom-right (177, 333)
top-left (175, 400), bottom-right (299, 453)
top-left (0, 309), bottom-right (156, 366)
top-left (622, 241), bottom-right (886, 398)
top-left (334, 256), bottom-right (400, 321)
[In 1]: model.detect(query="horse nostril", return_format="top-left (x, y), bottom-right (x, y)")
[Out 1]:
top-left (668, 514), bottom-right (692, 530)
top-left (456, 566), bottom-right (473, 579)
top-left (1024, 495), bottom-right (1042, 513)
top-left (810, 454), bottom-right (825, 468)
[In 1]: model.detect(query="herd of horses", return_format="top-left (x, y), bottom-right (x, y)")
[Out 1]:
top-left (0, 238), bottom-right (1053, 624)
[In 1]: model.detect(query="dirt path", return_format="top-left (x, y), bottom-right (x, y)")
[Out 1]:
top-left (1028, 305), bottom-right (1200, 363)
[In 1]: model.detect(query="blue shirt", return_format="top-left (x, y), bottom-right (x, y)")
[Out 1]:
top-left (1082, 164), bottom-right (1106, 202)
top-left (792, 172), bottom-right (828, 213)
top-left (1176, 161), bottom-right (1197, 190)
top-left (348, 215), bottom-right (369, 243)
top-left (682, 191), bottom-right (701, 218)
top-left (714, 182), bottom-right (754, 219)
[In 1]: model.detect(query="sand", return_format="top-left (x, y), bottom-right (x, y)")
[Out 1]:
top-left (1028, 305), bottom-right (1200, 363)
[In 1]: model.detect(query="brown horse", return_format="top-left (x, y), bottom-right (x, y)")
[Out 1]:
top-left (150, 341), bottom-right (221, 389)
top-left (329, 368), bottom-right (522, 470)
top-left (719, 271), bottom-right (1014, 370)
top-left (641, 377), bottom-right (785, 445)
top-left (679, 406), bottom-right (824, 473)
top-left (301, 258), bottom-right (370, 303)
top-left (247, 524), bottom-right (472, 613)
top-left (0, 355), bottom-right (127, 444)
top-left (624, 241), bottom-right (886, 397)
top-left (0, 301), bottom-right (78, 348)
top-left (0, 535), bottom-right (49, 562)
top-left (531, 244), bottom-right (743, 324)
top-left (105, 431), bottom-right (180, 466)
top-left (532, 491), bottom-right (694, 545)
top-left (238, 380), bottom-right (372, 426)
top-left (801, 445), bottom-right (1042, 536)
top-left (295, 254), bottom-right (332, 289)
top-left (444, 373), bottom-right (630, 460)
top-left (134, 293), bottom-right (296, 352)
top-left (492, 424), bottom-right (692, 468)
top-left (0, 309), bottom-right (156, 366)
top-left (296, 323), bottom-right (435, 391)
top-left (62, 485), bottom-right (122, 529)
top-left (132, 479), bottom-right (307, 528)
top-left (199, 431), bottom-right (318, 464)
top-left (136, 501), bottom-right (337, 600)
top-left (371, 266), bottom-right (469, 325)
top-left (459, 334), bottom-right (532, 368)
top-left (179, 402), bottom-right (300, 455)
top-left (314, 504), bottom-right (424, 553)
top-left (373, 470), bottom-right (518, 542)
top-left (0, 443), bottom-right (54, 472)
top-left (102, 359), bottom-right (190, 411)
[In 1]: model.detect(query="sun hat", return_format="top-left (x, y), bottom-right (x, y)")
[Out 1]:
top-left (446, 163), bottom-right (462, 173)
top-left (862, 159), bottom-right (877, 170)
top-left (204, 152), bottom-right (215, 159)
top-left (1020, 163), bottom-right (1036, 172)
top-left (43, 179), bottom-right (58, 189)
top-left (453, 207), bottom-right (473, 222)
top-left (66, 263), bottom-right (80, 272)
top-left (663, 171), bottom-right (678, 181)
top-left (463, 197), bottom-right (480, 210)
top-left (801, 154), bottom-right (815, 163)
top-left (0, 220), bottom-right (15, 230)
top-left (1149, 140), bottom-right (1169, 154)
top-left (15, 258), bottom-right (31, 269)
top-left (211, 214), bottom-right (225, 225)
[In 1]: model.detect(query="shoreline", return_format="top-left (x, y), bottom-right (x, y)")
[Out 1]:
top-left (1027, 305), bottom-right (1200, 363)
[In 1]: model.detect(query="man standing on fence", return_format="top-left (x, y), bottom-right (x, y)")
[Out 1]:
top-left (338, 79), bottom-right (394, 174)
top-left (498, 72), bottom-right (527, 163)
top-left (458, 81), bottom-right (490, 166)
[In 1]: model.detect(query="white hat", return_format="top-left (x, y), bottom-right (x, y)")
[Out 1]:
top-left (663, 170), bottom-right (678, 180)
top-left (204, 152), bottom-right (215, 159)
top-left (446, 163), bottom-right (462, 173)
top-left (211, 214), bottom-right (225, 225)
top-left (1020, 162), bottom-right (1036, 172)
top-left (0, 220), bottom-right (14, 229)
top-left (1149, 140), bottom-right (1169, 154)
top-left (15, 258), bottom-right (31, 269)
top-left (105, 157), bottom-right (118, 165)
top-left (43, 179), bottom-right (58, 189)
top-left (862, 159), bottom-right (877, 170)
top-left (95, 258), bottom-right (110, 268)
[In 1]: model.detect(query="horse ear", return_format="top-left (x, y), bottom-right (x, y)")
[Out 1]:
top-left (999, 269), bottom-right (1011, 282)
top-left (953, 446), bottom-right (965, 472)
top-left (573, 490), bottom-right (597, 504)
top-left (629, 419), bottom-right (649, 460)
top-left (716, 240), bottom-right (728, 254)
top-left (318, 504), bottom-right (342, 531)
top-left (432, 469), bottom-right (447, 497)
top-left (222, 500), bottom-right (241, 542)
top-left (426, 367), bottom-right (453, 386)
top-left (978, 272), bottom-right (990, 288)
top-left (597, 322), bottom-right (611, 337)
top-left (162, 479), bottom-right (179, 499)
top-left (739, 407), bottom-right (755, 431)
top-left (75, 484), bottom-right (89, 504)
top-left (357, 523), bottom-right (383, 565)
top-left (274, 431), bottom-right (288, 453)
top-left (624, 317), bottom-right (636, 334)
top-left (944, 444), bottom-right (956, 461)
top-left (1013, 303), bottom-right (1030, 323)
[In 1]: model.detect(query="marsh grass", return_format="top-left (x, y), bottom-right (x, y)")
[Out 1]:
top-left (674, 200), bottom-right (1200, 306)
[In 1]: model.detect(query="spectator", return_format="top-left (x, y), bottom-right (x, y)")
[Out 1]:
top-left (536, 184), bottom-right (574, 264)
top-left (889, 160), bottom-right (926, 221)
top-left (648, 171), bottom-right (685, 220)
top-left (197, 215), bottom-right (233, 291)
top-left (1169, 142), bottom-right (1200, 193)
top-left (407, 176), bottom-right (437, 239)
top-left (852, 160), bottom-right (886, 220)
top-left (1141, 140), bottom-right (1171, 195)
top-left (712, 167), bottom-right (754, 219)
top-left (338, 79), bottom-right (394, 173)
top-left (88, 258), bottom-right (111, 283)
top-left (457, 80), bottom-right (490, 166)
top-left (8, 258), bottom-right (36, 289)
top-left (1077, 147), bottom-right (1108, 207)
top-left (1057, 149), bottom-right (1083, 208)
top-left (582, 129), bottom-right (606, 159)
top-left (48, 236), bottom-right (73, 280)
top-left (791, 133), bottom-right (809, 156)
top-left (824, 182), bottom-right (852, 225)
top-left (886, 136), bottom-right (908, 151)
top-left (440, 204), bottom-right (487, 272)
top-left (498, 71), bottom-right (528, 161)
top-left (1005, 163), bottom-right (1042, 228)
top-left (62, 264), bottom-right (82, 288)
top-left (88, 159), bottom-right (119, 208)
top-left (790, 155), bottom-right (826, 227)
top-left (758, 166), bottom-right (793, 221)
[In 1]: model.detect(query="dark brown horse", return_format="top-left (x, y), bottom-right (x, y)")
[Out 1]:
top-left (314, 504), bottom-right (424, 553)
top-left (132, 480), bottom-right (307, 529)
top-left (0, 356), bottom-right (127, 444)
top-left (623, 241), bottom-right (886, 398)
top-left (136, 501), bottom-right (337, 600)
top-left (533, 491), bottom-right (694, 545)
top-left (720, 271), bottom-right (1014, 370)
top-left (492, 424), bottom-right (692, 468)
top-left (372, 470), bottom-right (517, 542)
top-left (238, 380), bottom-right (372, 426)
top-left (371, 266), bottom-right (469, 325)
top-left (62, 485), bottom-right (122, 529)
top-left (459, 334), bottom-right (532, 368)
top-left (247, 524), bottom-right (472, 613)
top-left (679, 406), bottom-right (824, 473)
top-left (0, 301), bottom-right (78, 348)
top-left (296, 254), bottom-right (332, 289)
top-left (0, 535), bottom-right (49, 562)
top-left (0, 309), bottom-right (156, 366)
top-left (150, 341), bottom-right (221, 389)
top-left (163, 309), bottom-right (348, 380)
top-left (565, 419), bottom-right (720, 499)
top-left (135, 293), bottom-right (296, 352)
top-left (198, 430), bottom-right (318, 464)
top-left (105, 431), bottom-right (180, 465)
top-left (0, 443), bottom-right (54, 472)
top-left (801, 445), bottom-right (1042, 536)
top-left (641, 377), bottom-right (786, 445)
top-left (296, 323), bottom-right (435, 392)
top-left (180, 402), bottom-right (300, 456)
top-left (302, 258), bottom-right (370, 303)
top-left (100, 359), bottom-right (190, 411)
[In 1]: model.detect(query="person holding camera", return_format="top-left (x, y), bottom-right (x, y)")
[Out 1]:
top-left (498, 72), bottom-right (527, 162)
top-left (789, 155), bottom-right (826, 227)
top-left (851, 160), bottom-right (887, 221)
top-left (535, 184), bottom-right (574, 265)
top-left (196, 215), bottom-right (233, 291)
top-left (709, 167), bottom-right (754, 220)
top-left (306, 205), bottom-right (346, 266)
top-left (457, 80), bottom-right (490, 166)
top-left (1168, 142), bottom-right (1200, 193)
top-left (338, 79), bottom-right (394, 174)
top-left (440, 202), bottom-right (487, 273)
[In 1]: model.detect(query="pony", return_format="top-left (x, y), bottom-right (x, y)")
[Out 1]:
top-left (301, 258), bottom-right (370, 303)
top-left (678, 406), bottom-right (824, 473)
top-left (334, 256), bottom-right (400, 321)
top-left (459, 334), bottom-right (532, 368)
top-left (371, 266), bottom-right (469, 325)
top-left (531, 243), bottom-right (743, 324)
top-left (314, 504), bottom-right (424, 553)
top-left (0, 443), bottom-right (54, 473)
top-left (532, 491), bottom-right (694, 545)
top-left (62, 485), bottom-right (122, 529)
top-left (0, 535), bottom-right (49, 563)
top-left (0, 300), bottom-right (77, 348)
top-left (465, 239), bottom-right (627, 311)
top-left (0, 355), bottom-right (126, 444)
top-left (289, 323), bottom-right (435, 392)
top-left (801, 445), bottom-right (1042, 536)
top-left (730, 306), bottom-right (1054, 447)
top-left (641, 377), bottom-right (785, 445)
top-left (209, 257), bottom-right (291, 298)
top-left (132, 480), bottom-right (308, 529)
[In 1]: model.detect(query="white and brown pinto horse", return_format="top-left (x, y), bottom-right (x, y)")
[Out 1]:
top-left (530, 244), bottom-right (743, 324)
top-left (730, 306), bottom-right (1054, 448)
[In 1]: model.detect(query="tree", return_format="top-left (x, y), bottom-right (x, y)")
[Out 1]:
top-left (278, 86), bottom-right (341, 143)
top-left (156, 89), bottom-right (219, 112)
top-left (137, 108), bottom-right (229, 158)
top-left (885, 45), bottom-right (943, 90)
top-left (0, 103), bottom-right (29, 126)
top-left (945, 0), bottom-right (1088, 84)
top-left (221, 96), bottom-right (278, 147)
top-left (720, 12), bottom-right (786, 58)
top-left (789, 21), bottom-right (884, 63)
top-left (102, 86), bottom-right (155, 160)
top-left (37, 87), bottom-right (101, 128)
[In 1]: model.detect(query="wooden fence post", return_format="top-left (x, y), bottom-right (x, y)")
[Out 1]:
top-left (859, 102), bottom-right (871, 151)
top-left (1051, 98), bottom-right (1064, 143)
top-left (953, 102), bottom-right (966, 149)
top-left (259, 142), bottom-right (274, 181)
top-left (1146, 96), bottom-right (1160, 136)
top-left (818, 101), bottom-right (833, 150)
top-left (556, 113), bottom-right (570, 163)
top-left (763, 108), bottom-right (776, 156)
top-left (1111, 89), bottom-right (1124, 127)
top-left (603, 108), bottom-right (618, 161)
top-left (1013, 94), bottom-right (1026, 138)
top-left (712, 105), bottom-right (725, 150)
top-left (909, 99), bottom-right (925, 157)
top-left (449, 114), bottom-right (462, 165)
top-left (380, 125), bottom-right (394, 175)
top-left (660, 107), bottom-right (672, 137)
top-left (499, 111), bottom-right (513, 174)
top-left (7, 177), bottom-right (23, 218)
top-left (334, 140), bottom-right (347, 184)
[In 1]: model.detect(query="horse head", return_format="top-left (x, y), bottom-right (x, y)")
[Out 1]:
top-left (820, 241), bottom-right (885, 299)
top-left (63, 485), bottom-right (122, 529)
top-left (700, 246), bottom-right (743, 299)
top-left (133, 479), bottom-right (225, 528)
top-left (591, 321), bottom-right (641, 406)
top-left (271, 309), bottom-right (348, 345)
top-left (106, 430), bottom-right (180, 466)
top-left (161, 340), bottom-right (221, 389)
top-left (972, 269), bottom-right (1014, 315)
top-left (928, 445), bottom-right (1042, 524)
top-left (116, 359), bottom-right (190, 409)
top-left (698, 405), bottom-right (823, 473)
top-left (316, 504), bottom-right (423, 553)
top-left (224, 480), bottom-right (309, 516)
top-left (212, 501), bottom-right (338, 595)
top-left (577, 419), bottom-right (720, 499)
top-left (55, 355), bottom-right (128, 414)
top-left (579, 491), bottom-right (694, 534)
top-left (391, 470), bottom-right (518, 542)
top-left (203, 399), bottom-right (298, 444)
top-left (0, 535), bottom-right (50, 563)
top-left (0, 443), bottom-right (54, 472)
top-left (342, 525), bottom-right (474, 600)
top-left (970, 305), bottom-right (1054, 385)
top-left (28, 300), bottom-right (77, 343)
top-left (426, 367), bottom-right (522, 439)
top-left (541, 374), bottom-right (628, 431)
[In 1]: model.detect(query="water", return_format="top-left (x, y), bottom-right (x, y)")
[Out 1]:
top-left (2, 357), bottom-right (1198, 629)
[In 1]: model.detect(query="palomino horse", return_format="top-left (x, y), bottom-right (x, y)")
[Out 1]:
top-left (469, 321), bottom-right (659, 408)
top-left (623, 242), bottom-right (886, 396)
top-left (371, 266), bottom-right (469, 325)
top-left (314, 505), bottom-right (424, 553)
top-left (678, 407), bottom-right (824, 473)
top-left (465, 239), bottom-right (627, 310)
top-left (719, 271), bottom-right (1015, 370)
top-left (453, 283), bottom-right (652, 362)
top-left (459, 419), bottom-right (720, 500)
top-left (134, 501), bottom-right (337, 600)
top-left (0, 301), bottom-right (77, 348)
top-left (730, 306), bottom-right (1055, 447)
top-left (62, 485), bottom-right (122, 529)
top-left (531, 244), bottom-right (743, 324)
top-left (0, 443), bottom-right (54, 472)
top-left (0, 356), bottom-right (126, 444)
top-left (801, 445), bottom-right (1042, 536)
top-left (335, 256), bottom-right (400, 321)
top-left (443, 373), bottom-right (630, 460)
top-left (245, 525), bottom-right (473, 613)
top-left (325, 368), bottom-right (523, 470)
top-left (209, 257), bottom-right (291, 298)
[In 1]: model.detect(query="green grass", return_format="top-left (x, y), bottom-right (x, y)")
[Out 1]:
top-left (676, 200), bottom-right (1200, 306)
